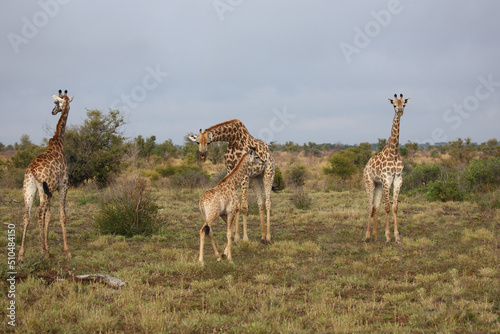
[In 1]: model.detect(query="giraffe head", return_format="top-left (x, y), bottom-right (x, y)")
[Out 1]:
top-left (51, 90), bottom-right (74, 115)
top-left (388, 93), bottom-right (410, 117)
top-left (248, 147), bottom-right (265, 171)
top-left (188, 129), bottom-right (213, 162)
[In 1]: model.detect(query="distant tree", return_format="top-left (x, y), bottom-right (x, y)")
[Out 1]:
top-left (324, 150), bottom-right (357, 179)
top-left (136, 135), bottom-right (158, 159)
top-left (15, 134), bottom-right (33, 151)
top-left (486, 138), bottom-right (498, 147)
top-left (0, 142), bottom-right (5, 152)
top-left (286, 164), bottom-right (308, 187)
top-left (377, 138), bottom-right (386, 153)
top-left (448, 137), bottom-right (475, 163)
top-left (65, 109), bottom-right (127, 187)
top-left (10, 134), bottom-right (44, 168)
top-left (405, 141), bottom-right (419, 156)
top-left (152, 139), bottom-right (178, 160)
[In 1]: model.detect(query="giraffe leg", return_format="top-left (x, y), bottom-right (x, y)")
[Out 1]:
top-left (251, 177), bottom-right (267, 243)
top-left (240, 175), bottom-right (250, 241)
top-left (208, 226), bottom-right (221, 261)
top-left (43, 205), bottom-right (51, 257)
top-left (263, 165), bottom-right (274, 243)
top-left (392, 175), bottom-right (403, 243)
top-left (199, 226), bottom-right (206, 264)
top-left (19, 173), bottom-right (37, 262)
top-left (382, 181), bottom-right (393, 243)
top-left (37, 195), bottom-right (50, 257)
top-left (59, 185), bottom-right (71, 258)
top-left (364, 173), bottom-right (375, 242)
top-left (223, 209), bottom-right (237, 262)
top-left (372, 184), bottom-right (383, 242)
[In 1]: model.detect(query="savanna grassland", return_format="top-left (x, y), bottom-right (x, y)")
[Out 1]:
top-left (0, 146), bottom-right (499, 334)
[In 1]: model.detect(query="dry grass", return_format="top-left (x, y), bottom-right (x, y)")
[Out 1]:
top-left (0, 182), bottom-right (498, 332)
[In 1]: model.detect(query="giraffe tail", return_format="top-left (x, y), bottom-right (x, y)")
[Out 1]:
top-left (42, 182), bottom-right (53, 198)
top-left (203, 225), bottom-right (210, 236)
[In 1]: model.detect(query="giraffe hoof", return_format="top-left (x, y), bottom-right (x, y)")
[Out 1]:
top-left (260, 239), bottom-right (270, 245)
top-left (364, 238), bottom-right (370, 243)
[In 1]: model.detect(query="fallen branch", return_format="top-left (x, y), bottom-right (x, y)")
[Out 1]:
top-left (0, 196), bottom-right (21, 204)
top-left (74, 274), bottom-right (126, 289)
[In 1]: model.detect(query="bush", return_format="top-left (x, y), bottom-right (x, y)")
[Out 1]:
top-left (168, 165), bottom-right (210, 189)
top-left (291, 188), bottom-right (312, 210)
top-left (462, 157), bottom-right (500, 192)
top-left (273, 165), bottom-right (286, 191)
top-left (402, 163), bottom-right (441, 194)
top-left (286, 164), bottom-right (308, 188)
top-left (426, 179), bottom-right (464, 202)
top-left (65, 109), bottom-right (127, 188)
top-left (94, 178), bottom-right (160, 237)
top-left (324, 151), bottom-right (357, 179)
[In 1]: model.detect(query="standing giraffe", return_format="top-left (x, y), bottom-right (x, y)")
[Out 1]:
top-left (363, 94), bottom-right (410, 243)
top-left (19, 90), bottom-right (73, 261)
top-left (198, 148), bottom-right (264, 264)
top-left (189, 119), bottom-right (276, 243)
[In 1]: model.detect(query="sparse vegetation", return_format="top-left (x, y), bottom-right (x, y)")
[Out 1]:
top-left (0, 135), bottom-right (498, 332)
top-left (94, 177), bottom-right (160, 237)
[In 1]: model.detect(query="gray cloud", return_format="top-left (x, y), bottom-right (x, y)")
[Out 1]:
top-left (1, 1), bottom-right (499, 147)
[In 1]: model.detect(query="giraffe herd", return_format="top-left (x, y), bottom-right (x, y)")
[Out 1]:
top-left (18, 91), bottom-right (409, 263)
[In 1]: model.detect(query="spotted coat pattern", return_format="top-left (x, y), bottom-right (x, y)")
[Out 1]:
top-left (198, 149), bottom-right (264, 264)
top-left (190, 119), bottom-right (275, 243)
top-left (363, 94), bottom-right (410, 243)
top-left (19, 90), bottom-right (73, 261)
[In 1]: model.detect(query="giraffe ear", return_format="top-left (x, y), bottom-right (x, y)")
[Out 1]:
top-left (67, 96), bottom-right (74, 103)
top-left (52, 95), bottom-right (63, 103)
top-left (188, 134), bottom-right (198, 142)
top-left (404, 98), bottom-right (410, 104)
top-left (388, 98), bottom-right (394, 104)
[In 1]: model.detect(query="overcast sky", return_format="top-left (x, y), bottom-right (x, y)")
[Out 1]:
top-left (2, 1), bottom-right (499, 147)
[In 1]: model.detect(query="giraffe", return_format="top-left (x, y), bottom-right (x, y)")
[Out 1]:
top-left (18, 90), bottom-right (73, 262)
top-left (363, 94), bottom-right (410, 243)
top-left (189, 119), bottom-right (276, 243)
top-left (198, 148), bottom-right (265, 264)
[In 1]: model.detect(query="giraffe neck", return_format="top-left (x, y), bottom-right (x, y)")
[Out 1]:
top-left (49, 106), bottom-right (70, 151)
top-left (207, 119), bottom-right (249, 144)
top-left (219, 152), bottom-right (250, 190)
top-left (384, 113), bottom-right (401, 157)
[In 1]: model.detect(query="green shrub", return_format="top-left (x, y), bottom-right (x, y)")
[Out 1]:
top-left (291, 188), bottom-right (312, 210)
top-left (324, 151), bottom-right (357, 179)
top-left (168, 165), bottom-right (210, 189)
top-left (462, 157), bottom-right (500, 192)
top-left (402, 163), bottom-right (441, 194)
top-left (273, 165), bottom-right (286, 191)
top-left (425, 179), bottom-right (464, 202)
top-left (94, 178), bottom-right (160, 237)
top-left (286, 164), bottom-right (308, 188)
